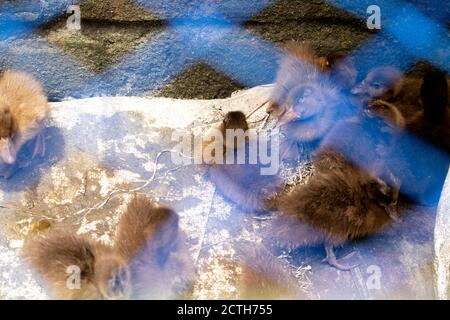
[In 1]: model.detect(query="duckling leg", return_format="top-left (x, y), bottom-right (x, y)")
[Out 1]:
top-left (323, 243), bottom-right (359, 271)
top-left (382, 170), bottom-right (401, 221)
top-left (32, 131), bottom-right (46, 159)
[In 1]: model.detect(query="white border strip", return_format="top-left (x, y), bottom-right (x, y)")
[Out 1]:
top-left (434, 165), bottom-right (450, 299)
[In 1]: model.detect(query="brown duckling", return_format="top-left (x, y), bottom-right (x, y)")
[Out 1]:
top-left (114, 195), bottom-right (195, 299)
top-left (0, 70), bottom-right (50, 177)
top-left (268, 101), bottom-right (405, 270)
top-left (202, 111), bottom-right (249, 164)
top-left (23, 233), bottom-right (131, 300)
top-left (24, 196), bottom-right (194, 300)
top-left (352, 66), bottom-right (404, 104)
top-left (407, 69), bottom-right (450, 152)
top-left (274, 81), bottom-right (352, 145)
top-left (267, 41), bottom-right (328, 118)
top-left (326, 52), bottom-right (358, 94)
top-left (352, 66), bottom-right (446, 121)
top-left (205, 111), bottom-right (282, 212)
top-left (271, 163), bottom-right (399, 270)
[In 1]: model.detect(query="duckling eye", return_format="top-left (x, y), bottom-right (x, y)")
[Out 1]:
top-left (371, 83), bottom-right (382, 90)
top-left (295, 88), bottom-right (313, 103)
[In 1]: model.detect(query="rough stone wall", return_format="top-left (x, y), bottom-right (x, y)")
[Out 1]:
top-left (1, 0), bottom-right (447, 101)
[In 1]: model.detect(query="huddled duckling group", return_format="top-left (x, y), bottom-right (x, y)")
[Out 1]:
top-left (0, 40), bottom-right (448, 298)
top-left (206, 42), bottom-right (449, 270)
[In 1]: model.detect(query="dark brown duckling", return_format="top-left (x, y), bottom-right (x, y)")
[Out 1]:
top-left (269, 102), bottom-right (405, 270)
top-left (352, 66), bottom-right (405, 104)
top-left (407, 69), bottom-right (450, 152)
top-left (352, 66), bottom-right (446, 121)
top-left (271, 163), bottom-right (399, 270)
top-left (204, 111), bottom-right (282, 212)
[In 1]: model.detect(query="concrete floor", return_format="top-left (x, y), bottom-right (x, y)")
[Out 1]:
top-left (0, 86), bottom-right (443, 299)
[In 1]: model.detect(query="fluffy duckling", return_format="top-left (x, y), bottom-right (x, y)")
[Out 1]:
top-left (205, 112), bottom-right (282, 212)
top-left (268, 101), bottom-right (405, 270)
top-left (268, 47), bottom-right (355, 146)
top-left (352, 66), bottom-right (447, 121)
top-left (24, 196), bottom-right (194, 300)
top-left (271, 163), bottom-right (399, 270)
top-left (23, 233), bottom-right (131, 300)
top-left (267, 41), bottom-right (328, 118)
top-left (274, 80), bottom-right (354, 147)
top-left (407, 69), bottom-right (450, 152)
top-left (352, 66), bottom-right (404, 104)
top-left (202, 111), bottom-right (249, 164)
top-left (0, 70), bottom-right (50, 177)
top-left (114, 196), bottom-right (195, 300)
top-left (326, 52), bottom-right (357, 94)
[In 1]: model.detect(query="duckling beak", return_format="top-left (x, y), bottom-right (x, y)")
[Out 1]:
top-left (275, 109), bottom-right (300, 128)
top-left (351, 83), bottom-right (366, 96)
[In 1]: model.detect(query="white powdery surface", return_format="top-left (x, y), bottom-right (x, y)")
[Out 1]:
top-left (0, 238), bottom-right (48, 300)
top-left (0, 86), bottom-right (274, 299)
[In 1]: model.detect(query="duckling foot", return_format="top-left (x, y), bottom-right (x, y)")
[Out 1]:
top-left (385, 203), bottom-right (400, 222)
top-left (323, 243), bottom-right (359, 271)
top-left (32, 132), bottom-right (46, 159)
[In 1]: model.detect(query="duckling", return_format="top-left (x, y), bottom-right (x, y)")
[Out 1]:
top-left (268, 100), bottom-right (405, 270)
top-left (0, 70), bottom-right (50, 176)
top-left (315, 100), bottom-right (405, 209)
top-left (205, 112), bottom-right (282, 212)
top-left (202, 111), bottom-right (249, 164)
top-left (24, 196), bottom-right (194, 300)
top-left (23, 233), bottom-right (131, 300)
top-left (114, 196), bottom-right (195, 299)
top-left (352, 66), bottom-right (442, 121)
top-left (407, 69), bottom-right (450, 152)
top-left (271, 163), bottom-right (399, 270)
top-left (267, 41), bottom-right (328, 118)
top-left (274, 80), bottom-right (354, 146)
top-left (352, 66), bottom-right (404, 103)
top-left (326, 52), bottom-right (357, 94)
top-left (268, 48), bottom-right (357, 146)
